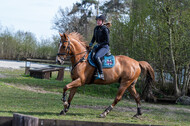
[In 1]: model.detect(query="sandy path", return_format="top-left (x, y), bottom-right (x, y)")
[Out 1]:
top-left (0, 60), bottom-right (48, 69)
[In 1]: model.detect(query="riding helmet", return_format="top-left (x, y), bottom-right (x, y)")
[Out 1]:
top-left (96, 15), bottom-right (106, 21)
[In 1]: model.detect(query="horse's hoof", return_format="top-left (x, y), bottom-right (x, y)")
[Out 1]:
top-left (133, 113), bottom-right (141, 118)
top-left (99, 113), bottom-right (106, 118)
top-left (59, 110), bottom-right (66, 115)
top-left (65, 109), bottom-right (69, 113)
top-left (59, 110), bottom-right (64, 115)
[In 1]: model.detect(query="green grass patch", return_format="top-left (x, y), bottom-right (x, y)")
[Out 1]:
top-left (0, 82), bottom-right (190, 125)
top-left (0, 68), bottom-right (121, 98)
top-left (0, 68), bottom-right (190, 125)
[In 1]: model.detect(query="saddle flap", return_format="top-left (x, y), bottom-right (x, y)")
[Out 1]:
top-left (88, 51), bottom-right (115, 68)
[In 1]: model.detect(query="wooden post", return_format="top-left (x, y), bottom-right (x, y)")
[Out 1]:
top-left (23, 115), bottom-right (38, 126)
top-left (44, 72), bottom-right (51, 79)
top-left (13, 113), bottom-right (39, 126)
top-left (13, 113), bottom-right (24, 126)
top-left (25, 67), bottom-right (30, 75)
top-left (25, 62), bottom-right (31, 75)
top-left (56, 68), bottom-right (65, 81)
top-left (0, 117), bottom-right (12, 126)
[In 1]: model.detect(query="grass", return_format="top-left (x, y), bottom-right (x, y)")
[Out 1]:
top-left (0, 68), bottom-right (190, 125)
top-left (0, 68), bottom-right (121, 98)
top-left (0, 82), bottom-right (190, 125)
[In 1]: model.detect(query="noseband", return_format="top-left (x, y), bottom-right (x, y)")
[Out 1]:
top-left (57, 37), bottom-right (71, 56)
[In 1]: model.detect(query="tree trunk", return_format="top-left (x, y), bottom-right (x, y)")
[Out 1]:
top-left (1, 42), bottom-right (3, 58)
top-left (186, 73), bottom-right (190, 95)
top-left (182, 64), bottom-right (190, 95)
top-left (96, 0), bottom-right (99, 15)
top-left (188, 82), bottom-right (190, 96)
top-left (186, 68), bottom-right (190, 96)
top-left (160, 68), bottom-right (165, 87)
top-left (168, 15), bottom-right (181, 97)
top-left (158, 45), bottom-right (165, 87)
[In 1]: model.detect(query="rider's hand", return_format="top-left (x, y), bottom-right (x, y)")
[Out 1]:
top-left (89, 42), bottom-right (93, 47)
top-left (88, 46), bottom-right (92, 52)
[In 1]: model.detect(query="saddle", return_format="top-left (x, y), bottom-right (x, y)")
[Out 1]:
top-left (88, 49), bottom-right (115, 68)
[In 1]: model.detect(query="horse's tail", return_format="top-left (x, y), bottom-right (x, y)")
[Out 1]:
top-left (139, 61), bottom-right (155, 83)
top-left (139, 61), bottom-right (156, 101)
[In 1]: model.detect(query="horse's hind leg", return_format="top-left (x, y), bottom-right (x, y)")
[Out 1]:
top-left (100, 80), bottom-right (131, 118)
top-left (128, 83), bottom-right (142, 117)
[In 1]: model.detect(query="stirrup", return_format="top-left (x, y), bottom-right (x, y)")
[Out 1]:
top-left (95, 73), bottom-right (104, 80)
top-left (94, 72), bottom-right (100, 77)
top-left (94, 70), bottom-right (99, 77)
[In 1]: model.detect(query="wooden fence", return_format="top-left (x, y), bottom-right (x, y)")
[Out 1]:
top-left (26, 58), bottom-right (71, 65)
top-left (0, 113), bottom-right (162, 126)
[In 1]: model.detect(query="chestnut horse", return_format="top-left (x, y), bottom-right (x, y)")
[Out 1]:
top-left (57, 32), bottom-right (155, 118)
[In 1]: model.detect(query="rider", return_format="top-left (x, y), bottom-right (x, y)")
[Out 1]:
top-left (89, 15), bottom-right (110, 80)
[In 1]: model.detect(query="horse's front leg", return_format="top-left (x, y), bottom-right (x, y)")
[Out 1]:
top-left (64, 87), bottom-right (77, 113)
top-left (60, 78), bottom-right (81, 115)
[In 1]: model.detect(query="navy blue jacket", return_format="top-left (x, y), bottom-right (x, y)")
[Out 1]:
top-left (91, 25), bottom-right (110, 47)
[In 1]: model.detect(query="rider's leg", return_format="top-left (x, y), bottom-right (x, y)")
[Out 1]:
top-left (92, 45), bottom-right (100, 76)
top-left (94, 57), bottom-right (104, 78)
top-left (94, 46), bottom-right (109, 80)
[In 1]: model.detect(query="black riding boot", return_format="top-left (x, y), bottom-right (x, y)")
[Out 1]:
top-left (95, 57), bottom-right (104, 80)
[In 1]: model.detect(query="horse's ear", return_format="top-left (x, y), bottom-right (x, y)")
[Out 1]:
top-left (63, 33), bottom-right (68, 40)
top-left (59, 32), bottom-right (63, 37)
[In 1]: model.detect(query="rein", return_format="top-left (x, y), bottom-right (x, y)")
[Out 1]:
top-left (57, 37), bottom-right (89, 75)
top-left (71, 51), bottom-right (87, 75)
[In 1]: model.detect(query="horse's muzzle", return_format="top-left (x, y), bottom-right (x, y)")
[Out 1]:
top-left (56, 56), bottom-right (65, 65)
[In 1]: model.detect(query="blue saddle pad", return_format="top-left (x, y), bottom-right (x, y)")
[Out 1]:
top-left (88, 52), bottom-right (115, 68)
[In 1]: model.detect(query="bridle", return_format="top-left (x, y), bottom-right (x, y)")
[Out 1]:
top-left (57, 36), bottom-right (88, 75)
top-left (57, 37), bottom-right (71, 57)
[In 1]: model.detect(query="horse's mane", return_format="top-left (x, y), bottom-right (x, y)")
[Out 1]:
top-left (68, 32), bottom-right (88, 47)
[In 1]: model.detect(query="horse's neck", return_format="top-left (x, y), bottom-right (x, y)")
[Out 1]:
top-left (70, 40), bottom-right (87, 65)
